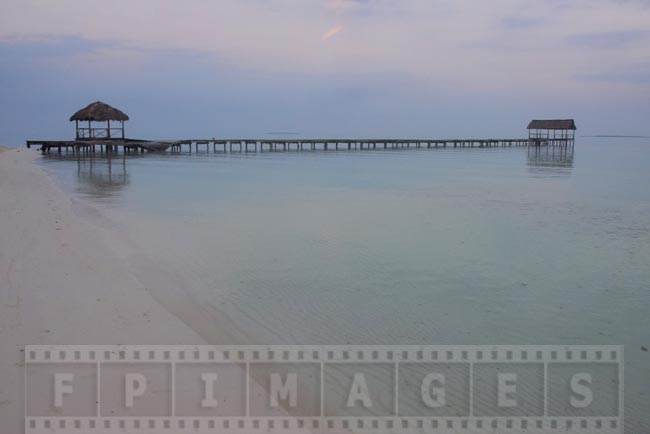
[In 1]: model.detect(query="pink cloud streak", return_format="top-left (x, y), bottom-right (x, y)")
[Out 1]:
top-left (321, 25), bottom-right (342, 40)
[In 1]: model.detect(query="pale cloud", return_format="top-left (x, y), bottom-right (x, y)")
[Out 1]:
top-left (1, 0), bottom-right (649, 96)
top-left (500, 16), bottom-right (546, 29)
top-left (575, 61), bottom-right (650, 84)
top-left (567, 30), bottom-right (650, 47)
top-left (326, 0), bottom-right (360, 12)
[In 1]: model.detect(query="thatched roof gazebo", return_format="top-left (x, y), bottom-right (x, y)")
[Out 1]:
top-left (70, 101), bottom-right (129, 140)
top-left (527, 119), bottom-right (576, 140)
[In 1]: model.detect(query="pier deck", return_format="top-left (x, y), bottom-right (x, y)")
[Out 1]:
top-left (26, 137), bottom-right (574, 153)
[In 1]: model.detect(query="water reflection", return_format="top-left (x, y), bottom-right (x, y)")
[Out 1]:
top-left (527, 145), bottom-right (574, 176)
top-left (74, 155), bottom-right (129, 199)
top-left (42, 144), bottom-right (578, 199)
top-left (41, 153), bottom-right (131, 200)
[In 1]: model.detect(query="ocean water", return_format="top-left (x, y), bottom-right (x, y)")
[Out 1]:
top-left (39, 140), bottom-right (649, 431)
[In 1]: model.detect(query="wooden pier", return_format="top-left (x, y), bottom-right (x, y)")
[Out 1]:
top-left (26, 106), bottom-right (577, 155)
top-left (26, 137), bottom-right (574, 154)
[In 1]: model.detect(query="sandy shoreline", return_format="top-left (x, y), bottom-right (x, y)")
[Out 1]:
top-left (0, 147), bottom-right (205, 432)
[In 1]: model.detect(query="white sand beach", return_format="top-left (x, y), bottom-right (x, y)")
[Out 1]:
top-left (0, 147), bottom-right (205, 432)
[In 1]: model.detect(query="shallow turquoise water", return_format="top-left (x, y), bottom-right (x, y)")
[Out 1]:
top-left (40, 140), bottom-right (650, 431)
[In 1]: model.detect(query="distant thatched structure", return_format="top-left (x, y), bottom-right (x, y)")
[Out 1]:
top-left (70, 101), bottom-right (128, 139)
top-left (527, 119), bottom-right (576, 130)
top-left (527, 119), bottom-right (576, 140)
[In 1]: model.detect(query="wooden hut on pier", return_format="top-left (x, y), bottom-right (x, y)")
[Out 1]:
top-left (70, 101), bottom-right (128, 140)
top-left (527, 119), bottom-right (576, 141)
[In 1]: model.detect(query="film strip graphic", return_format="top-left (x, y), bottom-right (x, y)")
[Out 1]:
top-left (25, 345), bottom-right (622, 434)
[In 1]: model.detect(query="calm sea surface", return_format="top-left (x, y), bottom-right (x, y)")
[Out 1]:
top-left (39, 139), bottom-right (649, 431)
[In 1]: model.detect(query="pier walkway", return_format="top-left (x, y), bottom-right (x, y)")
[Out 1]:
top-left (26, 137), bottom-right (574, 154)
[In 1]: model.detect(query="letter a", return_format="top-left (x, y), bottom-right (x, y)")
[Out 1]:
top-left (346, 373), bottom-right (372, 408)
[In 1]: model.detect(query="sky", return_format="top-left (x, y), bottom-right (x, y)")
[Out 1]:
top-left (1, 0), bottom-right (649, 144)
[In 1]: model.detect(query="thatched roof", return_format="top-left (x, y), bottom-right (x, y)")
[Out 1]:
top-left (527, 119), bottom-right (576, 130)
top-left (69, 101), bottom-right (129, 122)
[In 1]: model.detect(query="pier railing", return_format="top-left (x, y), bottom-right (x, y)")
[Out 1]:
top-left (76, 127), bottom-right (125, 140)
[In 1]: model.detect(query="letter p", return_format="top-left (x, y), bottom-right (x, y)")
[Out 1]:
top-left (125, 373), bottom-right (147, 408)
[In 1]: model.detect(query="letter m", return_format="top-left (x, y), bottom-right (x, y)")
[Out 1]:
top-left (270, 373), bottom-right (297, 408)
